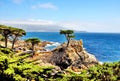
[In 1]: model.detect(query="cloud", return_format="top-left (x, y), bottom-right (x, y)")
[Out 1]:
top-left (0, 19), bottom-right (55, 25)
top-left (59, 21), bottom-right (120, 33)
top-left (12, 0), bottom-right (23, 4)
top-left (32, 3), bottom-right (58, 10)
top-left (0, 19), bottom-right (120, 33)
top-left (0, 20), bottom-right (65, 32)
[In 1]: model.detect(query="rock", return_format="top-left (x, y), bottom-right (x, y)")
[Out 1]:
top-left (13, 40), bottom-right (52, 54)
top-left (49, 40), bottom-right (99, 71)
top-left (39, 41), bottom-right (53, 47)
top-left (50, 47), bottom-right (72, 70)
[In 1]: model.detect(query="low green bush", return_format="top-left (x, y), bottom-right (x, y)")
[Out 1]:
top-left (0, 47), bottom-right (120, 81)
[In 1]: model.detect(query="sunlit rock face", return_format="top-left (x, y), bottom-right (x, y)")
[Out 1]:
top-left (49, 40), bottom-right (98, 71)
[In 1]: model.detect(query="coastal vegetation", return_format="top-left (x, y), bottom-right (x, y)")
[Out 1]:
top-left (60, 30), bottom-right (75, 47)
top-left (0, 47), bottom-right (120, 81)
top-left (0, 25), bottom-right (12, 48)
top-left (25, 38), bottom-right (41, 55)
top-left (0, 25), bottom-right (120, 81)
top-left (10, 27), bottom-right (26, 49)
top-left (0, 47), bottom-right (54, 81)
top-left (0, 25), bottom-right (26, 49)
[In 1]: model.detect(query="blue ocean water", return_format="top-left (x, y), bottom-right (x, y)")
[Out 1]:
top-left (22, 32), bottom-right (120, 62)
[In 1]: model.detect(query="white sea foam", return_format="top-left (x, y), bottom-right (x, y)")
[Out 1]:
top-left (45, 42), bottom-right (61, 50)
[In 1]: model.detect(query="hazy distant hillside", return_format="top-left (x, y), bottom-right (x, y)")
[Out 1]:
top-left (0, 23), bottom-right (87, 32)
top-left (0, 23), bottom-right (66, 32)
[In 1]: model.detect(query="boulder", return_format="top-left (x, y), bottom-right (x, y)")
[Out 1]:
top-left (49, 40), bottom-right (98, 71)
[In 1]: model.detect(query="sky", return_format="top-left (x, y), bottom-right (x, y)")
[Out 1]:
top-left (0, 0), bottom-right (120, 32)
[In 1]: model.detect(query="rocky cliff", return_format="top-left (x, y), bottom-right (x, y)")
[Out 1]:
top-left (49, 40), bottom-right (98, 71)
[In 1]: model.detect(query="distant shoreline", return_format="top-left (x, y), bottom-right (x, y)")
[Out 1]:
top-left (26, 31), bottom-right (120, 34)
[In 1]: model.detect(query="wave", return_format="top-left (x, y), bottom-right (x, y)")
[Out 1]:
top-left (45, 42), bottom-right (61, 51)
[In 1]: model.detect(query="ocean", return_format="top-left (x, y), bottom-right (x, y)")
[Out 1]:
top-left (22, 32), bottom-right (120, 62)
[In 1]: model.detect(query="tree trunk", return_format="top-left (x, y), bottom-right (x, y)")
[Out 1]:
top-left (67, 39), bottom-right (70, 47)
top-left (67, 37), bottom-right (71, 47)
top-left (65, 34), bottom-right (69, 47)
top-left (5, 36), bottom-right (7, 48)
top-left (66, 34), bottom-right (70, 47)
top-left (12, 36), bottom-right (17, 49)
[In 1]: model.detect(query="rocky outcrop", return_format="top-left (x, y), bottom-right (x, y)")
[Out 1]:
top-left (13, 40), bottom-right (52, 53)
top-left (3, 38), bottom-right (98, 72)
top-left (49, 40), bottom-right (98, 71)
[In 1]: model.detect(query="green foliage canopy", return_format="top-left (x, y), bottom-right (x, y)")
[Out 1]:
top-left (60, 30), bottom-right (75, 47)
top-left (25, 38), bottom-right (41, 55)
top-left (0, 24), bottom-right (26, 49)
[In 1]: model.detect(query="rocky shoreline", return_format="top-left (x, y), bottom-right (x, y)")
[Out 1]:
top-left (49, 40), bottom-right (98, 71)
top-left (1, 37), bottom-right (119, 81)
top-left (0, 39), bottom-right (99, 72)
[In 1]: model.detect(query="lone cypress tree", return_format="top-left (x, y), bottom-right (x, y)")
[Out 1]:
top-left (60, 30), bottom-right (75, 47)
